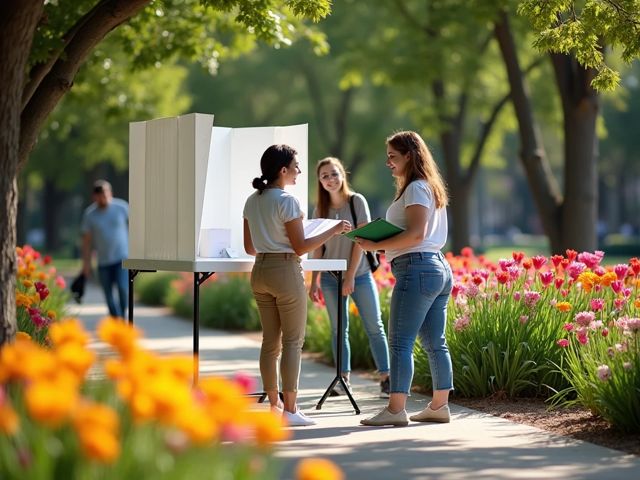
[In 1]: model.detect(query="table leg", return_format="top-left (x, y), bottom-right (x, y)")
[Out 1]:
top-left (316, 270), bottom-right (360, 414)
top-left (193, 272), bottom-right (215, 384)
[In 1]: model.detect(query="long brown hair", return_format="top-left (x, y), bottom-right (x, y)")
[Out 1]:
top-left (386, 131), bottom-right (448, 208)
top-left (315, 157), bottom-right (353, 218)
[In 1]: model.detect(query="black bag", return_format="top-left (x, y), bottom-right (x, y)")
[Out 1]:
top-left (349, 195), bottom-right (380, 273)
top-left (70, 272), bottom-right (86, 304)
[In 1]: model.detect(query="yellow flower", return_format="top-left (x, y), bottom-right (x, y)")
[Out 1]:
top-left (556, 302), bottom-right (572, 313)
top-left (577, 271), bottom-right (598, 293)
top-left (349, 301), bottom-right (359, 317)
top-left (0, 402), bottom-right (19, 435)
top-left (295, 458), bottom-right (344, 480)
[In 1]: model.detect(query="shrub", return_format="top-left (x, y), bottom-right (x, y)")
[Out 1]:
top-left (135, 272), bottom-right (179, 306)
top-left (166, 274), bottom-right (260, 331)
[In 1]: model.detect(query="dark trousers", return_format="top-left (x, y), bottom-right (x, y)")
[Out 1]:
top-left (97, 261), bottom-right (128, 318)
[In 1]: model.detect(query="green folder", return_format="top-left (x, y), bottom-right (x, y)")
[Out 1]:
top-left (344, 218), bottom-right (404, 242)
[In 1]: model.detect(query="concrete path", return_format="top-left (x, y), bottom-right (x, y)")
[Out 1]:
top-left (68, 281), bottom-right (640, 480)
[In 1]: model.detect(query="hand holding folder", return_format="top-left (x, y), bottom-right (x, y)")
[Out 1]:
top-left (343, 218), bottom-right (404, 242)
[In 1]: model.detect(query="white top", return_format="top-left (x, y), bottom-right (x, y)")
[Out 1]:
top-left (385, 180), bottom-right (447, 263)
top-left (242, 188), bottom-right (303, 253)
top-left (312, 193), bottom-right (370, 277)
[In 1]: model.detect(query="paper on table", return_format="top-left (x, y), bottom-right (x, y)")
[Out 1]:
top-left (343, 218), bottom-right (404, 242)
top-left (303, 218), bottom-right (341, 238)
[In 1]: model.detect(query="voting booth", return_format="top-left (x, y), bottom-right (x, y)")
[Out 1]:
top-left (128, 113), bottom-right (308, 261)
top-left (124, 113), bottom-right (356, 412)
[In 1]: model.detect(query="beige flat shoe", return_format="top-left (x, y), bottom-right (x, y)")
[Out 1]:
top-left (410, 402), bottom-right (450, 423)
top-left (360, 407), bottom-right (408, 427)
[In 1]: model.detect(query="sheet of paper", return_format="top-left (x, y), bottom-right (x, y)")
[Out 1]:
top-left (303, 218), bottom-right (341, 238)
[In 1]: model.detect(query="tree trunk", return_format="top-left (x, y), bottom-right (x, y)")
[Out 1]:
top-left (551, 53), bottom-right (599, 252)
top-left (0, 1), bottom-right (43, 344)
top-left (449, 183), bottom-right (471, 254)
top-left (494, 11), bottom-right (564, 253)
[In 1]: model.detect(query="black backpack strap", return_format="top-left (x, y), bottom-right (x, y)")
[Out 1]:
top-left (348, 194), bottom-right (358, 227)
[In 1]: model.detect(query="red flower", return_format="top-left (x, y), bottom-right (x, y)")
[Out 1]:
top-left (512, 251), bottom-right (525, 264)
top-left (551, 255), bottom-right (564, 267)
top-left (531, 255), bottom-right (547, 270)
top-left (565, 249), bottom-right (577, 261)
top-left (43, 255), bottom-right (52, 265)
top-left (556, 339), bottom-right (569, 348)
top-left (460, 247), bottom-right (474, 257)
top-left (496, 271), bottom-right (509, 285)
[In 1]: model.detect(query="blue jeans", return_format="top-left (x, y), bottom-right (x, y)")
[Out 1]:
top-left (97, 261), bottom-right (128, 318)
top-left (389, 252), bottom-right (453, 394)
top-left (320, 271), bottom-right (390, 375)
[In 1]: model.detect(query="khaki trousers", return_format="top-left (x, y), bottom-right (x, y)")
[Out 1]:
top-left (251, 253), bottom-right (307, 392)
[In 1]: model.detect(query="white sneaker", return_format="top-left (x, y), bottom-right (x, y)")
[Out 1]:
top-left (283, 408), bottom-right (316, 427)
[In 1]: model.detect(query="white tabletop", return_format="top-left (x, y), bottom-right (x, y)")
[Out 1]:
top-left (123, 257), bottom-right (346, 273)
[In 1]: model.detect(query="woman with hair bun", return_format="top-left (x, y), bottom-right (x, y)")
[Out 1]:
top-left (243, 144), bottom-right (351, 426)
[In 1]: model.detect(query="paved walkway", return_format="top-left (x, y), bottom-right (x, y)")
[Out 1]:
top-left (68, 281), bottom-right (640, 480)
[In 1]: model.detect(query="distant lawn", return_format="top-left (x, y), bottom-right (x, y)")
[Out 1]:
top-left (51, 257), bottom-right (81, 277)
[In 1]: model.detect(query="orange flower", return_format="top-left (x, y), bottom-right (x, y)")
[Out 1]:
top-left (76, 429), bottom-right (120, 463)
top-left (599, 271), bottom-right (617, 287)
top-left (55, 343), bottom-right (95, 378)
top-left (246, 410), bottom-right (289, 447)
top-left (15, 332), bottom-right (31, 342)
top-left (556, 302), bottom-right (572, 312)
top-left (634, 298), bottom-right (640, 309)
top-left (24, 379), bottom-right (79, 427)
top-left (22, 279), bottom-right (34, 288)
top-left (97, 317), bottom-right (141, 358)
top-left (0, 401), bottom-right (19, 435)
top-left (49, 318), bottom-right (91, 348)
top-left (296, 458), bottom-right (344, 480)
top-left (15, 293), bottom-right (32, 308)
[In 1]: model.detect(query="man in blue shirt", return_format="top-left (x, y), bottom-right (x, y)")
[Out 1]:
top-left (81, 180), bottom-right (129, 318)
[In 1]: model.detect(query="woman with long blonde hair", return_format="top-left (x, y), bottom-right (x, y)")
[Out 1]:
top-left (357, 131), bottom-right (454, 426)
top-left (309, 157), bottom-right (390, 397)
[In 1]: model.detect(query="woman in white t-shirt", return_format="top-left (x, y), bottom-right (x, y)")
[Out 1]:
top-left (357, 131), bottom-right (454, 427)
top-left (243, 145), bottom-right (351, 427)
top-left (309, 157), bottom-right (390, 397)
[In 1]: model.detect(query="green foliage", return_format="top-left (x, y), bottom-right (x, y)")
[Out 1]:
top-left (518, 0), bottom-right (640, 90)
top-left (134, 272), bottom-right (180, 306)
top-left (425, 279), bottom-right (568, 398)
top-left (164, 274), bottom-right (260, 331)
top-left (305, 287), bottom-right (391, 372)
top-left (199, 276), bottom-right (260, 330)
